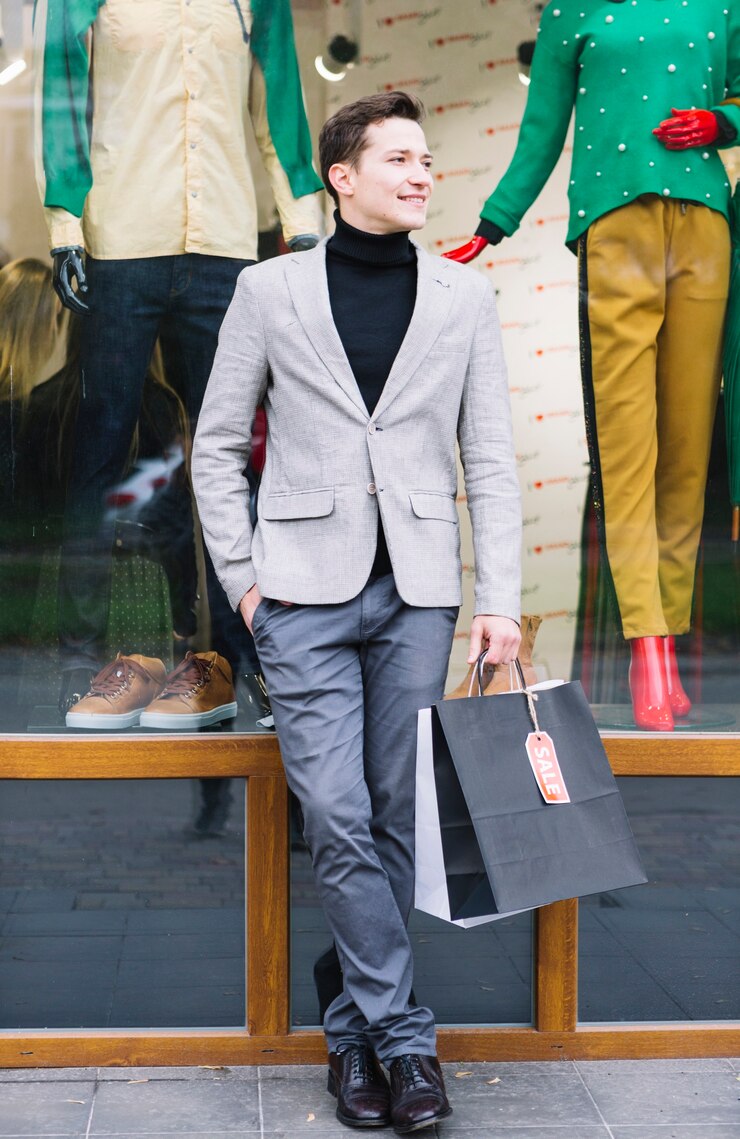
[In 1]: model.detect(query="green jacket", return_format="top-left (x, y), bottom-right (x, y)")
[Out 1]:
top-left (481, 0), bottom-right (740, 247)
top-left (35, 0), bottom-right (322, 217)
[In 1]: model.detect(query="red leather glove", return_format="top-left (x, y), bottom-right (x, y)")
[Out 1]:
top-left (442, 236), bottom-right (489, 264)
top-left (653, 108), bottom-right (720, 150)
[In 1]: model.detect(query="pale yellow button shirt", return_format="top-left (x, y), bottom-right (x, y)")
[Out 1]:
top-left (35, 0), bottom-right (321, 259)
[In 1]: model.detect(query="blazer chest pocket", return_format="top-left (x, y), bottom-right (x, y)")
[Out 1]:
top-left (261, 488), bottom-right (335, 521)
top-left (409, 491), bottom-right (459, 524)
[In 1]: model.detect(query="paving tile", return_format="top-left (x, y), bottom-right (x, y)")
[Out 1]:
top-left (106, 983), bottom-right (245, 1028)
top-left (726, 1059), bottom-right (740, 1073)
top-left (0, 1068), bottom-right (96, 1083)
top-left (258, 1064), bottom-right (326, 1081)
top-left (577, 1069), bottom-right (740, 1126)
top-left (88, 1079), bottom-right (260, 1133)
top-left (2, 912), bottom-right (128, 935)
top-left (0, 988), bottom-right (115, 1030)
top-left (610, 1129), bottom-right (740, 1139)
top-left (0, 1081), bottom-right (93, 1135)
top-left (578, 957), bottom-right (688, 1021)
top-left (119, 932), bottom-right (244, 961)
top-left (432, 1131), bottom-right (610, 1139)
top-left (627, 957), bottom-right (740, 1021)
top-left (0, 936), bottom-right (122, 963)
top-left (125, 909), bottom-right (244, 935)
top-left (431, 1063), bottom-right (602, 1129)
top-left (576, 1060), bottom-right (737, 1075)
top-left (258, 1074), bottom-right (339, 1131)
top-left (97, 1066), bottom-right (258, 1081)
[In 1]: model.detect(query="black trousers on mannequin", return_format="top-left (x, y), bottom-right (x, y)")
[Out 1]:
top-left (58, 253), bottom-right (259, 677)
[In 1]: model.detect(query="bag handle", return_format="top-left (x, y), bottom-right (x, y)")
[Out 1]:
top-left (475, 650), bottom-right (543, 736)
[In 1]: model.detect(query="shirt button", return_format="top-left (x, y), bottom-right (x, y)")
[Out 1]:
top-left (367, 483), bottom-right (377, 495)
top-left (190, 142), bottom-right (197, 149)
top-left (191, 191), bottom-right (198, 198)
top-left (190, 92), bottom-right (196, 100)
top-left (368, 422), bottom-right (376, 434)
top-left (188, 46), bottom-right (194, 54)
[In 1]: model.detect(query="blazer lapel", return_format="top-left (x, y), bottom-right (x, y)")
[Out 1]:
top-left (285, 242), bottom-right (369, 419)
top-left (373, 244), bottom-right (457, 419)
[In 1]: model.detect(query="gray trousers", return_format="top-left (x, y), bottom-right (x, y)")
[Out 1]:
top-left (251, 575), bottom-right (457, 1062)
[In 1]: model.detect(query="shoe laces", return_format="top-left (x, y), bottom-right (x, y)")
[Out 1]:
top-left (338, 1044), bottom-right (373, 1083)
top-left (88, 656), bottom-right (150, 698)
top-left (160, 652), bottom-right (212, 697)
top-left (392, 1054), bottom-right (427, 1093)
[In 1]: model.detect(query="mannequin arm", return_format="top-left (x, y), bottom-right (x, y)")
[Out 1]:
top-left (443, 237), bottom-right (489, 264)
top-left (52, 246), bottom-right (90, 315)
top-left (443, 221), bottom-right (506, 264)
top-left (248, 59), bottom-right (321, 247)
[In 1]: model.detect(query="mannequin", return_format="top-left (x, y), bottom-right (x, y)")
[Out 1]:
top-left (33, 0), bottom-right (323, 714)
top-left (447, 0), bottom-right (740, 730)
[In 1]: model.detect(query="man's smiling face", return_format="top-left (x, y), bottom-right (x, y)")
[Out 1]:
top-left (330, 116), bottom-right (434, 234)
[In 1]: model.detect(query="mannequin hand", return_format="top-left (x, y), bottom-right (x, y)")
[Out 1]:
top-left (288, 234), bottom-right (320, 252)
top-left (653, 108), bottom-right (719, 150)
top-left (442, 236), bottom-right (489, 264)
top-left (468, 615), bottom-right (521, 666)
top-left (51, 246), bottom-right (90, 314)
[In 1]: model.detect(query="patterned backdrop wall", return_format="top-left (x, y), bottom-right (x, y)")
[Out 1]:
top-left (324, 0), bottom-right (589, 683)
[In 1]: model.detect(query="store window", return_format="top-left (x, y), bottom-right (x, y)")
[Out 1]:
top-left (0, 779), bottom-right (247, 1028)
top-left (580, 779), bottom-right (740, 1023)
top-left (2, 1), bottom-right (739, 737)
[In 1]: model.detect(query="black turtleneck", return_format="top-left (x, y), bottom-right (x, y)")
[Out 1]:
top-left (326, 211), bottom-right (417, 577)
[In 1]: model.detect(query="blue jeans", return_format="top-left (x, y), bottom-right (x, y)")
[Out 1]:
top-left (58, 253), bottom-right (259, 674)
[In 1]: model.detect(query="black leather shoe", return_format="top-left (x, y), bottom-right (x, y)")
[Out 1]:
top-left (327, 1043), bottom-right (391, 1129)
top-left (388, 1053), bottom-right (452, 1134)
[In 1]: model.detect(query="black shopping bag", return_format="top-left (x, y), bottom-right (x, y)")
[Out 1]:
top-left (418, 661), bottom-right (646, 920)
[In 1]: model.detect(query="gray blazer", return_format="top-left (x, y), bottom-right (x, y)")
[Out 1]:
top-left (191, 239), bottom-right (521, 621)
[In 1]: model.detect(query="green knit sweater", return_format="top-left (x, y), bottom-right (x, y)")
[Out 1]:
top-left (480, 0), bottom-right (740, 247)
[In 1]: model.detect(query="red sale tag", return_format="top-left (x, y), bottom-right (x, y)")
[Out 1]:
top-left (525, 732), bottom-right (570, 804)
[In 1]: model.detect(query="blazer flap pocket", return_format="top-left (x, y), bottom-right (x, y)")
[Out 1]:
top-left (261, 488), bottom-right (335, 521)
top-left (409, 491), bottom-right (459, 523)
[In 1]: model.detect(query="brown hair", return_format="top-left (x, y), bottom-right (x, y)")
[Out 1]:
top-left (319, 91), bottom-right (426, 205)
top-left (0, 258), bottom-right (66, 404)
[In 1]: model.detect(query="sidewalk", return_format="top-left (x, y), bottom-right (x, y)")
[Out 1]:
top-left (2, 1059), bottom-right (739, 1138)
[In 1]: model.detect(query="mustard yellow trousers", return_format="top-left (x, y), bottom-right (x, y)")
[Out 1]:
top-left (579, 195), bottom-right (730, 639)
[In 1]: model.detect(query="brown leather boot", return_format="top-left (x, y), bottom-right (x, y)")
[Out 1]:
top-left (327, 1044), bottom-right (391, 1128)
top-left (388, 1053), bottom-right (451, 1134)
top-left (445, 615), bottom-right (542, 700)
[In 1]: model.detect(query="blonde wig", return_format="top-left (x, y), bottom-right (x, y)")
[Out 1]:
top-left (0, 258), bottom-right (64, 404)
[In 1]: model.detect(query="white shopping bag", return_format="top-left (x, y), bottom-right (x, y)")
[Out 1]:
top-left (414, 707), bottom-right (527, 928)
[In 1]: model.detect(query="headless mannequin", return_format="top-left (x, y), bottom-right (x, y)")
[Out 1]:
top-left (447, 0), bottom-right (740, 730)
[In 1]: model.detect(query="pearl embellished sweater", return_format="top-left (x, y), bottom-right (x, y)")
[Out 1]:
top-left (479, 0), bottom-right (740, 247)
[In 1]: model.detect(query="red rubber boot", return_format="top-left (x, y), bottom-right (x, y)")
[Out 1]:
top-left (628, 636), bottom-right (674, 731)
top-left (664, 635), bottom-right (692, 718)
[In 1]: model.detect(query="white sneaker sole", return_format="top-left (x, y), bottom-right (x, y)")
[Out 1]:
top-left (65, 707), bottom-right (146, 730)
top-left (139, 702), bottom-right (238, 730)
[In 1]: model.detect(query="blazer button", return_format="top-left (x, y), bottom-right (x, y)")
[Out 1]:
top-left (367, 483), bottom-right (377, 494)
top-left (368, 422), bottom-right (377, 434)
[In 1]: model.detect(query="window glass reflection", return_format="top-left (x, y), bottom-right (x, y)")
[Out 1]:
top-left (579, 778), bottom-right (740, 1022)
top-left (0, 779), bottom-right (246, 1028)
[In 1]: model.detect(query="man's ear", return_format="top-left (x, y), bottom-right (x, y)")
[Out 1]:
top-left (328, 162), bottom-right (355, 201)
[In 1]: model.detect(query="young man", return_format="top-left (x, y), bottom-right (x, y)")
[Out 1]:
top-left (192, 92), bottom-right (521, 1134)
